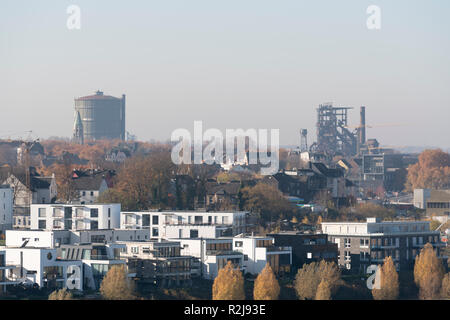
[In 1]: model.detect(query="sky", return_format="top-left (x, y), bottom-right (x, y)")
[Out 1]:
top-left (1, 0), bottom-right (449, 148)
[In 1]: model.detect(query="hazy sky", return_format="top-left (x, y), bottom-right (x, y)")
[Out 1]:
top-left (1, 0), bottom-right (449, 148)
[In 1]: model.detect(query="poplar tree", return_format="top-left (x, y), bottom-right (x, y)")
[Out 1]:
top-left (315, 279), bottom-right (331, 300)
top-left (100, 265), bottom-right (135, 300)
top-left (294, 260), bottom-right (340, 300)
top-left (253, 263), bottom-right (280, 300)
top-left (414, 243), bottom-right (445, 300)
top-left (441, 273), bottom-right (450, 299)
top-left (212, 261), bottom-right (245, 300)
top-left (372, 256), bottom-right (399, 300)
top-left (48, 288), bottom-right (73, 300)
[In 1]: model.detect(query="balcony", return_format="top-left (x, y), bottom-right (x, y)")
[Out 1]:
top-left (266, 246), bottom-right (291, 253)
top-left (206, 250), bottom-right (241, 256)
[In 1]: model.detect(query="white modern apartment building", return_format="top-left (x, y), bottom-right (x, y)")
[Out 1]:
top-left (119, 240), bottom-right (192, 287)
top-left (5, 229), bottom-right (151, 249)
top-left (56, 243), bottom-right (125, 290)
top-left (121, 210), bottom-right (248, 240)
top-left (232, 235), bottom-right (292, 275)
top-left (3, 247), bottom-right (83, 290)
top-left (175, 238), bottom-right (244, 280)
top-left (321, 217), bottom-right (445, 273)
top-left (31, 204), bottom-right (121, 231)
top-left (0, 185), bottom-right (13, 233)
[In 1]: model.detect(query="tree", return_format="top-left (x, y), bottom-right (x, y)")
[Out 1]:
top-left (212, 261), bottom-right (245, 300)
top-left (441, 273), bottom-right (450, 299)
top-left (253, 263), bottom-right (280, 300)
top-left (48, 288), bottom-right (73, 300)
top-left (101, 152), bottom-right (175, 211)
top-left (405, 149), bottom-right (450, 191)
top-left (315, 279), bottom-right (331, 300)
top-left (100, 265), bottom-right (135, 300)
top-left (414, 243), bottom-right (445, 300)
top-left (294, 260), bottom-right (341, 300)
top-left (240, 183), bottom-right (296, 224)
top-left (51, 158), bottom-right (78, 202)
top-left (372, 256), bottom-right (399, 300)
top-left (429, 220), bottom-right (441, 231)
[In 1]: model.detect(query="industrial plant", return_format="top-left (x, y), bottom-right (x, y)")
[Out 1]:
top-left (73, 90), bottom-right (126, 143)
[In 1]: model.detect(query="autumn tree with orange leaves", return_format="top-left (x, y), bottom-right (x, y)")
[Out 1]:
top-left (406, 149), bottom-right (450, 191)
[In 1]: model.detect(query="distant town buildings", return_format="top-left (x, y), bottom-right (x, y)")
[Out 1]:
top-left (321, 217), bottom-right (445, 273)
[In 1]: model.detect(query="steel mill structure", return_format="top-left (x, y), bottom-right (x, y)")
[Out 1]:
top-left (310, 103), bottom-right (367, 158)
top-left (73, 90), bottom-right (126, 143)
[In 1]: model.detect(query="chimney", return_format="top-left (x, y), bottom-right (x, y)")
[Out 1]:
top-left (360, 106), bottom-right (366, 145)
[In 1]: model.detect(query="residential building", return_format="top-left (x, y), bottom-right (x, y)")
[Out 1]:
top-left (267, 232), bottom-right (338, 270)
top-left (30, 204), bottom-right (121, 231)
top-left (176, 238), bottom-right (244, 280)
top-left (232, 235), bottom-right (292, 275)
top-left (119, 240), bottom-right (192, 287)
top-left (5, 229), bottom-right (150, 248)
top-left (56, 243), bottom-right (125, 290)
top-left (3, 247), bottom-right (83, 291)
top-left (321, 217), bottom-right (445, 273)
top-left (0, 250), bottom-right (21, 293)
top-left (0, 167), bottom-right (57, 229)
top-left (205, 181), bottom-right (241, 210)
top-left (120, 210), bottom-right (248, 239)
top-left (71, 169), bottom-right (110, 204)
top-left (0, 185), bottom-right (13, 234)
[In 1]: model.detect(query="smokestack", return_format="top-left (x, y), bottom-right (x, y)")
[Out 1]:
top-left (360, 106), bottom-right (366, 145)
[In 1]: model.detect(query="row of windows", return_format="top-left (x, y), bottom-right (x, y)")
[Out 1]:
top-left (37, 207), bottom-right (110, 218)
top-left (427, 202), bottom-right (450, 209)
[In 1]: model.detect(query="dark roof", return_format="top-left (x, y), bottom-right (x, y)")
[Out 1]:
top-left (311, 163), bottom-right (344, 178)
top-left (0, 167), bottom-right (53, 191)
top-left (72, 174), bottom-right (106, 191)
top-left (205, 181), bottom-right (241, 196)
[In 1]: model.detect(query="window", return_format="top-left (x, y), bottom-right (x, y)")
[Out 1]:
top-left (82, 191), bottom-right (86, 196)
top-left (91, 235), bottom-right (106, 243)
top-left (38, 220), bottom-right (46, 229)
top-left (142, 214), bottom-right (150, 227)
top-left (235, 241), bottom-right (243, 248)
top-left (91, 221), bottom-right (98, 230)
top-left (90, 209), bottom-right (99, 218)
top-left (152, 228), bottom-right (159, 237)
top-left (108, 208), bottom-right (111, 218)
top-left (152, 215), bottom-right (159, 225)
top-left (344, 238), bottom-right (351, 248)
top-left (244, 255), bottom-right (248, 261)
top-left (38, 208), bottom-right (46, 217)
top-left (90, 191), bottom-right (94, 196)
top-left (190, 229), bottom-right (198, 238)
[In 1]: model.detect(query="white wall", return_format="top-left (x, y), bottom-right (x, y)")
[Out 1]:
top-left (30, 204), bottom-right (121, 231)
top-left (0, 186), bottom-right (13, 231)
